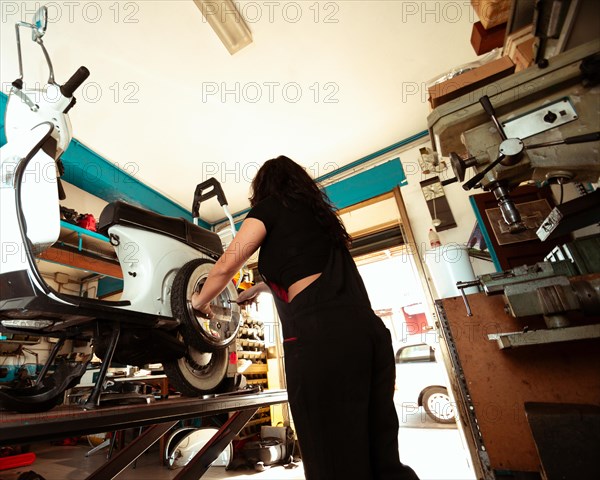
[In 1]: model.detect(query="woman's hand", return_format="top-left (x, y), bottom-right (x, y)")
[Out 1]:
top-left (191, 293), bottom-right (214, 319)
top-left (236, 282), bottom-right (269, 306)
top-left (186, 218), bottom-right (266, 316)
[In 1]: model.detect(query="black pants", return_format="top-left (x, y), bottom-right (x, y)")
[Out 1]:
top-left (275, 248), bottom-right (419, 480)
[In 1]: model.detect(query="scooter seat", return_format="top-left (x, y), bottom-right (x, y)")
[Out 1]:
top-left (98, 201), bottom-right (223, 257)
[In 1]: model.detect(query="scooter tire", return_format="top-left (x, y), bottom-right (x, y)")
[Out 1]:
top-left (163, 342), bottom-right (228, 396)
top-left (171, 258), bottom-right (240, 351)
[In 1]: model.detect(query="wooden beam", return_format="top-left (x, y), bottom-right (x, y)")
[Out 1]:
top-left (337, 191), bottom-right (395, 215)
top-left (38, 247), bottom-right (123, 279)
top-left (392, 186), bottom-right (435, 308)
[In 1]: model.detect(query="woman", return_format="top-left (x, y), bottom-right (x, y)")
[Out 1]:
top-left (192, 156), bottom-right (419, 480)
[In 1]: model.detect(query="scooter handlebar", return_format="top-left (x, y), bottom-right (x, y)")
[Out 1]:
top-left (192, 177), bottom-right (228, 217)
top-left (60, 66), bottom-right (90, 97)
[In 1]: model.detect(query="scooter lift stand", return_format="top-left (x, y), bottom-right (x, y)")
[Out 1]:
top-left (0, 389), bottom-right (288, 479)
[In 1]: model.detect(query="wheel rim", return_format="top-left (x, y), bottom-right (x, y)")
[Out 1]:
top-left (176, 343), bottom-right (228, 391)
top-left (427, 392), bottom-right (455, 421)
top-left (185, 262), bottom-right (240, 348)
top-left (184, 347), bottom-right (220, 378)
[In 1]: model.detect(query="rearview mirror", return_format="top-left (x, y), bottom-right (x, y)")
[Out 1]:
top-left (32, 6), bottom-right (48, 40)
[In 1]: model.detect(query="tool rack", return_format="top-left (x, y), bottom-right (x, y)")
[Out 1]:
top-left (0, 389), bottom-right (288, 479)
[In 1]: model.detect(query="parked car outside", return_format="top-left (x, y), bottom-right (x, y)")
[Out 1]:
top-left (394, 341), bottom-right (456, 425)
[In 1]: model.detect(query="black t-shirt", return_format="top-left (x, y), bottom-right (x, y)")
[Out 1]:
top-left (246, 196), bottom-right (332, 290)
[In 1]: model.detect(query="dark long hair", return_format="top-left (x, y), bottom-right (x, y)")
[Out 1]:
top-left (250, 156), bottom-right (350, 247)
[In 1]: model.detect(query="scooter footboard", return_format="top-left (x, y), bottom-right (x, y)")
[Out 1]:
top-left (0, 267), bottom-right (180, 337)
top-left (0, 270), bottom-right (37, 311)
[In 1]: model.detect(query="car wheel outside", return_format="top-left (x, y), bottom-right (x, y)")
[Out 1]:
top-left (422, 386), bottom-right (456, 424)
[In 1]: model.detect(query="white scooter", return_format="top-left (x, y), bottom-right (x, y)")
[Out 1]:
top-left (0, 7), bottom-right (241, 413)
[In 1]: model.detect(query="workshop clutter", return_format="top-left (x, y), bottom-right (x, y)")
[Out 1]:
top-left (165, 427), bottom-right (233, 469)
top-left (163, 423), bottom-right (297, 472)
top-left (430, 0), bottom-right (536, 108)
top-left (470, 0), bottom-right (512, 29)
top-left (504, 25), bottom-right (536, 72)
top-left (0, 447), bottom-right (36, 471)
top-left (60, 206), bottom-right (98, 232)
top-left (235, 425), bottom-right (296, 472)
top-left (428, 228), bottom-right (442, 248)
top-left (427, 54), bottom-right (515, 108)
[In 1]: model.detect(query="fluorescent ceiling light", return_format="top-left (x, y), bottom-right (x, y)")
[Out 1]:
top-left (194, 0), bottom-right (253, 55)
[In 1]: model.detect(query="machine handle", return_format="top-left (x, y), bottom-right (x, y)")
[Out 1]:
top-left (564, 132), bottom-right (600, 144)
top-left (192, 177), bottom-right (228, 217)
top-left (479, 95), bottom-right (507, 141)
top-left (60, 66), bottom-right (90, 97)
top-left (527, 131), bottom-right (600, 149)
top-left (462, 153), bottom-right (506, 191)
top-left (479, 95), bottom-right (496, 117)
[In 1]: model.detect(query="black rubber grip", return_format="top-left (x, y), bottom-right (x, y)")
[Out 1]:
top-left (60, 66), bottom-right (90, 97)
top-left (192, 177), bottom-right (228, 217)
top-left (479, 95), bottom-right (495, 117)
top-left (563, 132), bottom-right (600, 144)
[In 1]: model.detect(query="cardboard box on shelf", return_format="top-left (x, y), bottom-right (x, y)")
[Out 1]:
top-left (428, 55), bottom-right (516, 109)
top-left (514, 36), bottom-right (536, 71)
top-left (504, 25), bottom-right (534, 58)
top-left (471, 0), bottom-right (512, 29)
top-left (504, 25), bottom-right (536, 71)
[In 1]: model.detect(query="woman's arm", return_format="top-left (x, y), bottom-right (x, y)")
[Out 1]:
top-left (191, 218), bottom-right (266, 315)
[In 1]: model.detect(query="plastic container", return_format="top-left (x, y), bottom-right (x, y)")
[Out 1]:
top-left (428, 229), bottom-right (442, 248)
top-left (424, 244), bottom-right (479, 299)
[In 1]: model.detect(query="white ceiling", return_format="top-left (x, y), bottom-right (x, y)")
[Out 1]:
top-left (0, 1), bottom-right (481, 222)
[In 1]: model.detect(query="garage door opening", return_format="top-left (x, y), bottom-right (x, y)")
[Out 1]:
top-left (354, 247), bottom-right (475, 480)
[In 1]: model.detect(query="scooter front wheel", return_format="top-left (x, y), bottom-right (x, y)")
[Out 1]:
top-left (171, 259), bottom-right (241, 351)
top-left (162, 340), bottom-right (228, 396)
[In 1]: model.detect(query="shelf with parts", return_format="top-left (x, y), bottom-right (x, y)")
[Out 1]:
top-left (235, 309), bottom-right (273, 439)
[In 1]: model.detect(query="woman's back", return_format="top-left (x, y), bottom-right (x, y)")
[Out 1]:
top-left (247, 196), bottom-right (331, 291)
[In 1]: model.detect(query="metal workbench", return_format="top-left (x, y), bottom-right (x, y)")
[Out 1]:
top-left (0, 389), bottom-right (288, 479)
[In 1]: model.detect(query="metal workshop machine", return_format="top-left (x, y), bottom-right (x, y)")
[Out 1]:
top-left (427, 37), bottom-right (600, 349)
top-left (427, 28), bottom-right (600, 480)
top-left (428, 39), bottom-right (600, 238)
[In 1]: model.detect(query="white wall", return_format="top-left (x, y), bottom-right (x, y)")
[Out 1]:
top-left (399, 139), bottom-right (496, 280)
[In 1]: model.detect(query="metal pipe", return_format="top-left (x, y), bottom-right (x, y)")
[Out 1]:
top-left (34, 337), bottom-right (65, 386)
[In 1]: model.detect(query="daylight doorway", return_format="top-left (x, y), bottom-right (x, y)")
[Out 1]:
top-left (355, 246), bottom-right (475, 480)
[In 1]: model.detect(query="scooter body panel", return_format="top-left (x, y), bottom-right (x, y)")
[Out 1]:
top-left (109, 225), bottom-right (211, 316)
top-left (5, 87), bottom-right (73, 154)
top-left (0, 125), bottom-right (60, 276)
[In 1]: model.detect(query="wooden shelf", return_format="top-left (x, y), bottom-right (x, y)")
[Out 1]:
top-left (241, 363), bottom-right (268, 375)
top-left (37, 222), bottom-right (122, 279)
top-left (235, 313), bottom-right (273, 439)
